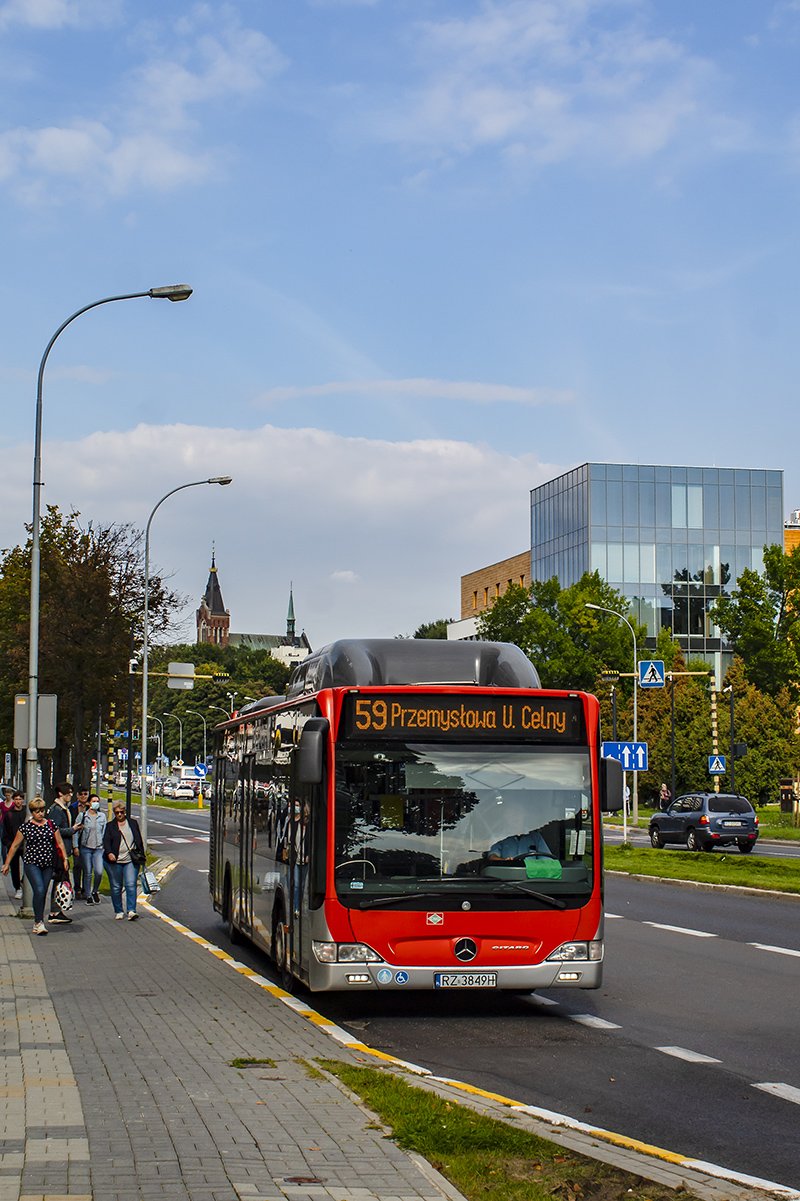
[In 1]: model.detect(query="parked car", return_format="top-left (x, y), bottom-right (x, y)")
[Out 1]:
top-left (649, 793), bottom-right (758, 853)
top-left (174, 782), bottom-right (195, 800)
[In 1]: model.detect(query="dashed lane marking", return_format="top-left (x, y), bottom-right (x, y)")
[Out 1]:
top-left (570, 1014), bottom-right (622, 1030)
top-left (752, 1082), bottom-right (800, 1106)
top-left (656, 1047), bottom-right (722, 1064)
top-left (748, 942), bottom-right (800, 958)
top-left (136, 874), bottom-right (800, 1201)
top-left (642, 922), bottom-right (717, 938)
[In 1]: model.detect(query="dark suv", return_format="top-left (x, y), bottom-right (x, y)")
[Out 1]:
top-left (649, 793), bottom-right (758, 853)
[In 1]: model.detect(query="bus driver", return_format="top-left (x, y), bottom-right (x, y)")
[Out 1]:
top-left (488, 828), bottom-right (552, 861)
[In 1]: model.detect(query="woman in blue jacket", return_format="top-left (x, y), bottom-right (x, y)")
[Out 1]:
top-left (75, 795), bottom-right (107, 905)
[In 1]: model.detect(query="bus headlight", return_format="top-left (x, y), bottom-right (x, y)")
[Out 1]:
top-left (312, 941), bottom-right (383, 964)
top-left (337, 943), bottom-right (382, 963)
top-left (547, 941), bottom-right (603, 962)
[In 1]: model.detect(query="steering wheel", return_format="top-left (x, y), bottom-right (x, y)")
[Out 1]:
top-left (335, 859), bottom-right (377, 873)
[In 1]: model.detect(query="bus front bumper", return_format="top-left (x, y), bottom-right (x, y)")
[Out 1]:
top-left (307, 959), bottom-right (603, 992)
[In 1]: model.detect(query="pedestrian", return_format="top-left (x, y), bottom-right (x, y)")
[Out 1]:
top-left (0, 786), bottom-right (15, 866)
top-left (2, 791), bottom-right (26, 899)
top-left (75, 794), bottom-right (106, 905)
top-left (103, 801), bottom-right (145, 921)
top-left (47, 782), bottom-right (79, 924)
top-left (659, 782), bottom-right (671, 810)
top-left (71, 787), bottom-right (90, 897)
top-left (2, 797), bottom-right (69, 934)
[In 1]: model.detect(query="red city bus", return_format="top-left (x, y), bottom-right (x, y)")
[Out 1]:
top-left (210, 639), bottom-right (622, 993)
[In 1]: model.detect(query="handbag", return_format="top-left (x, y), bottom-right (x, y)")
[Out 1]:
top-left (120, 827), bottom-right (146, 867)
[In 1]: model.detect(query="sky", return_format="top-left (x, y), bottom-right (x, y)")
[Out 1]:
top-left (1, 0), bottom-right (799, 647)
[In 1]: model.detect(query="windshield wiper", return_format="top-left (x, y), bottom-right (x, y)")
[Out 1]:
top-left (483, 878), bottom-right (567, 910)
top-left (357, 891), bottom-right (445, 909)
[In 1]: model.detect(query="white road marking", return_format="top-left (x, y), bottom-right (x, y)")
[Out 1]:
top-left (656, 1047), bottom-right (721, 1064)
top-left (606, 912), bottom-right (623, 919)
top-left (748, 942), bottom-right (800, 958)
top-left (570, 1014), bottom-right (621, 1030)
top-left (165, 837), bottom-right (194, 843)
top-left (752, 1082), bottom-right (800, 1106)
top-left (526, 994), bottom-right (558, 1006)
top-left (643, 922), bottom-right (717, 938)
top-left (143, 819), bottom-right (209, 833)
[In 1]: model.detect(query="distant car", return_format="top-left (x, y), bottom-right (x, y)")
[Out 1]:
top-left (174, 782), bottom-right (195, 800)
top-left (649, 793), bottom-right (759, 853)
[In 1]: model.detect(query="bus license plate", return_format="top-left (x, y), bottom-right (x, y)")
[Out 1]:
top-left (435, 972), bottom-right (497, 988)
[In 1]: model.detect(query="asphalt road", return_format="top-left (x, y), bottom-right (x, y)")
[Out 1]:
top-left (139, 804), bottom-right (800, 1190)
top-left (604, 821), bottom-right (800, 860)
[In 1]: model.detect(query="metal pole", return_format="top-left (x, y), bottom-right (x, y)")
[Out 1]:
top-left (126, 628), bottom-right (134, 820)
top-left (670, 673), bottom-right (676, 803)
top-left (611, 686), bottom-right (617, 741)
top-left (185, 711), bottom-right (207, 764)
top-left (140, 476), bottom-right (230, 845)
top-left (729, 687), bottom-right (735, 794)
top-left (25, 289), bottom-right (182, 811)
top-left (585, 603), bottom-right (638, 820)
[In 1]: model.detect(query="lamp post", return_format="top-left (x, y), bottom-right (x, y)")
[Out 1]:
top-left (140, 475), bottom-right (232, 846)
top-left (26, 284), bottom-right (193, 812)
top-left (147, 715), bottom-right (164, 776)
top-left (226, 691), bottom-right (238, 716)
top-left (185, 710), bottom-right (208, 766)
top-left (585, 602), bottom-right (639, 834)
top-left (163, 712), bottom-right (183, 765)
top-left (208, 706), bottom-right (229, 720)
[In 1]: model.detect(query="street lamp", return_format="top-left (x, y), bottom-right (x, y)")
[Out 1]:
top-left (585, 602), bottom-right (639, 834)
top-left (208, 705), bottom-right (229, 721)
top-left (163, 712), bottom-right (183, 764)
top-left (140, 475), bottom-right (232, 845)
top-left (185, 710), bottom-right (208, 766)
top-left (26, 284), bottom-right (193, 810)
top-left (226, 690), bottom-right (238, 716)
top-left (147, 714), bottom-right (164, 775)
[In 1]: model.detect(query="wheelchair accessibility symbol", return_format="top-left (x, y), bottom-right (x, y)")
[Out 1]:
top-left (394, 971), bottom-right (409, 985)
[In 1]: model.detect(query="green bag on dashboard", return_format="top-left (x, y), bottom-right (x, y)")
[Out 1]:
top-left (525, 857), bottom-right (562, 879)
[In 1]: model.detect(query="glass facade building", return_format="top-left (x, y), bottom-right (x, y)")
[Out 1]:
top-left (530, 463), bottom-right (784, 678)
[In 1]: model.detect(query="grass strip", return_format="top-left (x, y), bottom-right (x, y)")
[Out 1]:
top-left (228, 1056), bottom-right (275, 1069)
top-left (606, 844), bottom-right (800, 894)
top-left (320, 1059), bottom-right (697, 1201)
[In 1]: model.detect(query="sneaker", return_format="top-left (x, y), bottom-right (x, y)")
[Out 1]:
top-left (50, 914), bottom-right (72, 924)
top-left (14, 889), bottom-right (22, 899)
top-left (115, 912), bottom-right (125, 920)
top-left (32, 922), bottom-right (47, 935)
top-left (92, 892), bottom-right (100, 904)
top-left (127, 911), bottom-right (139, 921)
top-left (86, 897), bottom-right (94, 905)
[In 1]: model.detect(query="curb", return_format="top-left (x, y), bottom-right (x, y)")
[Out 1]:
top-left (606, 870), bottom-right (800, 901)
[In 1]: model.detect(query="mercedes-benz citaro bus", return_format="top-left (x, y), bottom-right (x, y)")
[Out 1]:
top-left (210, 639), bottom-right (622, 993)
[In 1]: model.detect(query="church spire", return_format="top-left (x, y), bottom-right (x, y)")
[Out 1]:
top-left (287, 583), bottom-right (296, 640)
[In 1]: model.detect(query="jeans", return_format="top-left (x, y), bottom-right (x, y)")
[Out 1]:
top-left (106, 860), bottom-right (139, 914)
top-left (80, 846), bottom-right (104, 895)
top-left (24, 863), bottom-right (53, 923)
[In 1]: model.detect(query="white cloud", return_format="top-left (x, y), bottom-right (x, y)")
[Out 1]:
top-left (0, 11), bottom-right (285, 200)
top-left (257, 378), bottom-right (574, 406)
top-left (0, 0), bottom-right (120, 29)
top-left (0, 421), bottom-right (562, 644)
top-left (365, 0), bottom-right (739, 168)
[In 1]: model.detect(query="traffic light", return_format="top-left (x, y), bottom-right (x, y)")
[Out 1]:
top-left (213, 672), bottom-right (230, 682)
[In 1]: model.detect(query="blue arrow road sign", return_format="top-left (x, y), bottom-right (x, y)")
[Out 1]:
top-left (602, 741), bottom-right (648, 772)
top-left (708, 755), bottom-right (726, 774)
top-left (639, 660), bottom-right (665, 688)
top-left (194, 763), bottom-right (208, 777)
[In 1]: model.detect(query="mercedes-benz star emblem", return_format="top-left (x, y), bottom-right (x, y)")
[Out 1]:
top-left (454, 937), bottom-right (477, 962)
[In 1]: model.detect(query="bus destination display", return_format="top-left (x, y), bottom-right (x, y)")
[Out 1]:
top-left (342, 694), bottom-right (584, 743)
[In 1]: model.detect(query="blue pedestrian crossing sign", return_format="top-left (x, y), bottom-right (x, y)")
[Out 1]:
top-left (638, 660), bottom-right (665, 688)
top-left (602, 742), bottom-right (649, 772)
top-left (708, 755), bottom-right (726, 774)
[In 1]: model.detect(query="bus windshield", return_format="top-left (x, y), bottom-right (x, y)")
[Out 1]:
top-left (334, 742), bottom-right (594, 906)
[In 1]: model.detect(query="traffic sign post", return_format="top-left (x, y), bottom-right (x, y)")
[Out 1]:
top-left (708, 755), bottom-right (726, 775)
top-left (638, 660), bottom-right (665, 688)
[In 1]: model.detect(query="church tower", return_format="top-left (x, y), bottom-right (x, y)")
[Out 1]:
top-left (196, 550), bottom-right (231, 646)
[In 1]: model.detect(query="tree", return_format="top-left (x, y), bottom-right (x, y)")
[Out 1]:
top-left (477, 573), bottom-right (646, 691)
top-left (0, 507), bottom-right (184, 795)
top-left (709, 543), bottom-right (800, 699)
top-left (413, 619), bottom-right (451, 639)
top-left (716, 658), bottom-right (800, 804)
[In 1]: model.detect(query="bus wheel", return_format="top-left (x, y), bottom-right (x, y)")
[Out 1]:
top-left (225, 879), bottom-right (241, 945)
top-left (273, 911), bottom-right (295, 993)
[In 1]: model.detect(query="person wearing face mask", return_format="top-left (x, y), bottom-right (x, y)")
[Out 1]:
top-left (76, 794), bottom-right (107, 905)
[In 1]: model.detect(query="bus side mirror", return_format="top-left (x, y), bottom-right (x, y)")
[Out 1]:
top-left (297, 718), bottom-right (330, 785)
top-left (600, 756), bottom-right (623, 812)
